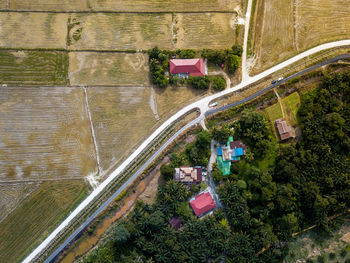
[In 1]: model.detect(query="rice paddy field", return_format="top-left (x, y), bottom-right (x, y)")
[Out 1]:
top-left (0, 50), bottom-right (69, 86)
top-left (88, 0), bottom-right (243, 12)
top-left (0, 180), bottom-right (88, 263)
top-left (0, 13), bottom-right (67, 49)
top-left (69, 52), bottom-right (149, 86)
top-left (86, 87), bottom-right (158, 173)
top-left (69, 13), bottom-right (172, 51)
top-left (8, 0), bottom-right (90, 11)
top-left (0, 86), bottom-right (97, 182)
top-left (175, 13), bottom-right (238, 50)
top-left (249, 0), bottom-right (350, 74)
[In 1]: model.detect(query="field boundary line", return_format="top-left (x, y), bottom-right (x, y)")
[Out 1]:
top-left (83, 87), bottom-right (101, 178)
top-left (0, 9), bottom-right (237, 14)
top-left (0, 178), bottom-right (85, 184)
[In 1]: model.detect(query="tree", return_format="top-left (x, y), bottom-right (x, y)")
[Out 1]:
top-left (212, 76), bottom-right (226, 91)
top-left (212, 163), bottom-right (224, 184)
top-left (226, 54), bottom-right (240, 74)
top-left (160, 164), bottom-right (174, 181)
top-left (232, 44), bottom-right (243, 57)
top-left (187, 76), bottom-right (210, 90)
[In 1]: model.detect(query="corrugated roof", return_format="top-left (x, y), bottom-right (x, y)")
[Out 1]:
top-left (190, 192), bottom-right (216, 217)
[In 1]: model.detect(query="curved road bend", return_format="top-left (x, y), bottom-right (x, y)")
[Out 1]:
top-left (23, 40), bottom-right (350, 263)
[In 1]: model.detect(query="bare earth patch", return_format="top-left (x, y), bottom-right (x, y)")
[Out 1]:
top-left (69, 52), bottom-right (149, 86)
top-left (0, 13), bottom-right (67, 49)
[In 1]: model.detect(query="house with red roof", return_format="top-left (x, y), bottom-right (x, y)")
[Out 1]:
top-left (170, 58), bottom-right (206, 78)
top-left (190, 191), bottom-right (216, 217)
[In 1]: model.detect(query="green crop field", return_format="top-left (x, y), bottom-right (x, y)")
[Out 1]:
top-left (0, 180), bottom-right (88, 263)
top-left (69, 52), bottom-right (149, 86)
top-left (68, 13), bottom-right (172, 51)
top-left (0, 50), bottom-right (69, 86)
top-left (265, 102), bottom-right (283, 122)
top-left (282, 92), bottom-right (300, 126)
top-left (0, 13), bottom-right (67, 49)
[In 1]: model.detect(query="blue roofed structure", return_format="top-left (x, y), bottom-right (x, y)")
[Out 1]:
top-left (217, 147), bottom-right (222, 156)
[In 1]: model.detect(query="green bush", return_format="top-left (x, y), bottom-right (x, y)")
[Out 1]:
top-left (329, 252), bottom-right (336, 260)
top-left (226, 54), bottom-right (240, 74)
top-left (187, 76), bottom-right (210, 90)
top-left (212, 76), bottom-right (226, 91)
top-left (340, 248), bottom-right (347, 258)
top-left (177, 49), bottom-right (196, 59)
top-left (317, 255), bottom-right (325, 263)
top-left (232, 44), bottom-right (243, 57)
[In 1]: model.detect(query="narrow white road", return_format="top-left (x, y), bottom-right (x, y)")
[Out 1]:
top-left (241, 0), bottom-right (253, 81)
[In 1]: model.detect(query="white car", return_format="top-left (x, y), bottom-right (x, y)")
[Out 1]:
top-left (277, 77), bottom-right (284, 82)
top-left (209, 102), bottom-right (218, 108)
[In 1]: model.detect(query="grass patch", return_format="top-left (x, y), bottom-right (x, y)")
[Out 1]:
top-left (0, 180), bottom-right (88, 263)
top-left (282, 92), bottom-right (301, 126)
top-left (0, 50), bottom-right (69, 85)
top-left (265, 102), bottom-right (283, 122)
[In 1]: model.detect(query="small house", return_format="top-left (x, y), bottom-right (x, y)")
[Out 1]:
top-left (174, 167), bottom-right (202, 185)
top-left (275, 118), bottom-right (295, 141)
top-left (169, 58), bottom-right (206, 78)
top-left (190, 192), bottom-right (216, 217)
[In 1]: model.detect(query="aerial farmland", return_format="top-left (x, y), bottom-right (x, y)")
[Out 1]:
top-left (0, 0), bottom-right (245, 262)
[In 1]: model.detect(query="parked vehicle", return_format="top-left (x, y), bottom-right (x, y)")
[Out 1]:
top-left (277, 77), bottom-right (284, 82)
top-left (271, 80), bottom-right (277, 84)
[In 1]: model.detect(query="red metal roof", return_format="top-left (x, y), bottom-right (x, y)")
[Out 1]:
top-left (190, 192), bottom-right (216, 217)
top-left (170, 58), bottom-right (206, 77)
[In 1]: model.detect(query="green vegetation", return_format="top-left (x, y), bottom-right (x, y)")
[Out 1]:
top-left (212, 76), bottom-right (226, 91)
top-left (84, 72), bottom-right (350, 262)
top-left (187, 75), bottom-right (210, 90)
top-left (265, 102), bottom-right (283, 122)
top-left (0, 50), bottom-right (69, 85)
top-left (0, 181), bottom-right (87, 263)
top-left (282, 92), bottom-right (301, 126)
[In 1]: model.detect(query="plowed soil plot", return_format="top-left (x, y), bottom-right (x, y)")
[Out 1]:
top-left (0, 87), bottom-right (97, 182)
top-left (8, 0), bottom-right (90, 11)
top-left (0, 180), bottom-right (87, 263)
top-left (68, 13), bottom-right (172, 51)
top-left (88, 0), bottom-right (243, 12)
top-left (0, 50), bottom-right (69, 86)
top-left (175, 13), bottom-right (237, 50)
top-left (0, 13), bottom-right (67, 49)
top-left (69, 52), bottom-right (149, 86)
top-left (87, 87), bottom-right (157, 173)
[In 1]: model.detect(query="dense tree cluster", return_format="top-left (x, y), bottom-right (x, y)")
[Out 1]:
top-left (212, 76), bottom-right (226, 91)
top-left (84, 73), bottom-right (350, 263)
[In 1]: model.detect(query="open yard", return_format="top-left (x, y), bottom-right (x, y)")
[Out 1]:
top-left (8, 0), bottom-right (90, 11)
top-left (265, 102), bottom-right (283, 122)
top-left (69, 52), bottom-right (149, 86)
top-left (0, 86), bottom-right (97, 182)
top-left (175, 13), bottom-right (238, 50)
top-left (282, 92), bottom-right (300, 126)
top-left (0, 180), bottom-right (88, 263)
top-left (69, 13), bottom-right (172, 51)
top-left (86, 87), bottom-right (157, 173)
top-left (0, 50), bottom-right (69, 86)
top-left (88, 0), bottom-right (244, 12)
top-left (0, 13), bottom-right (67, 49)
top-left (249, 0), bottom-right (350, 74)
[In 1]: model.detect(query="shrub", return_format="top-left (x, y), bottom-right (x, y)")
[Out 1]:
top-left (317, 255), bottom-right (325, 263)
top-left (226, 54), bottom-right (240, 74)
top-left (329, 252), bottom-right (336, 260)
top-left (188, 76), bottom-right (210, 90)
top-left (212, 76), bottom-right (226, 91)
top-left (232, 44), bottom-right (243, 57)
top-left (340, 249), bottom-right (347, 258)
top-left (237, 180), bottom-right (247, 190)
top-left (177, 49), bottom-right (196, 59)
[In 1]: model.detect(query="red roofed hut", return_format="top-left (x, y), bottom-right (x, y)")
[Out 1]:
top-left (170, 58), bottom-right (206, 77)
top-left (190, 192), bottom-right (216, 217)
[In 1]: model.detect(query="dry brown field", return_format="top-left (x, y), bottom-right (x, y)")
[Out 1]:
top-left (0, 1), bottom-right (7, 9)
top-left (88, 0), bottom-right (243, 12)
top-left (250, 0), bottom-right (350, 74)
top-left (8, 0), bottom-right (90, 11)
top-left (0, 182), bottom-right (40, 223)
top-left (86, 87), bottom-right (157, 173)
top-left (0, 13), bottom-right (67, 49)
top-left (0, 180), bottom-right (88, 263)
top-left (175, 13), bottom-right (237, 50)
top-left (0, 86), bottom-right (97, 182)
top-left (69, 13), bottom-right (172, 51)
top-left (69, 52), bottom-right (149, 86)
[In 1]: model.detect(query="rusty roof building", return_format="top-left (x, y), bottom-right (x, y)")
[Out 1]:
top-left (275, 118), bottom-right (295, 141)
